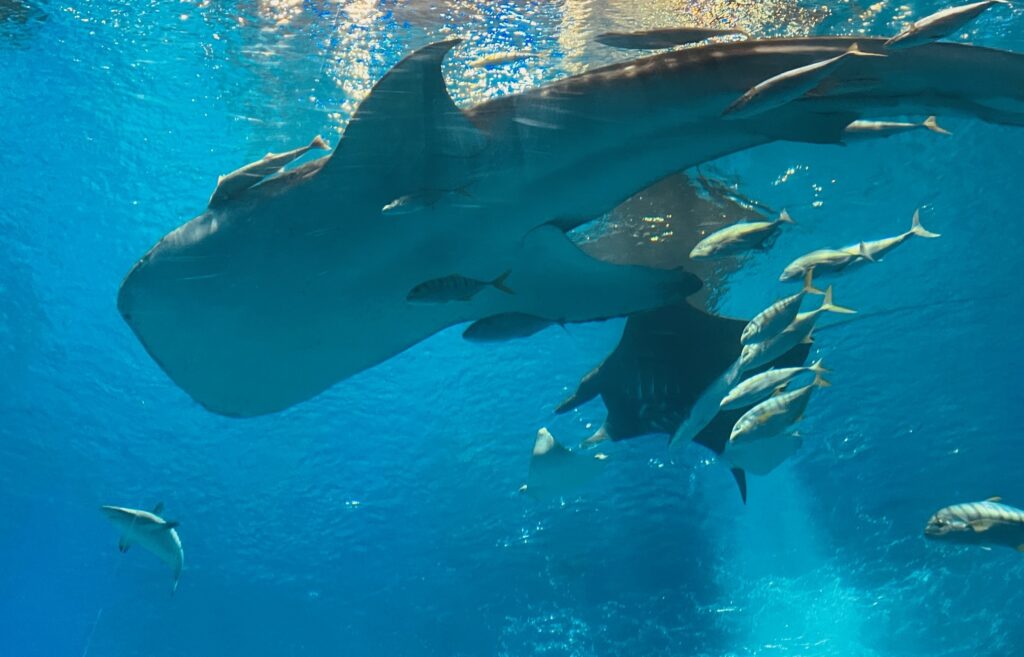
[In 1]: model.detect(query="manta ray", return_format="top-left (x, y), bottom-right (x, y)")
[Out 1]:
top-left (119, 36), bottom-right (1024, 417)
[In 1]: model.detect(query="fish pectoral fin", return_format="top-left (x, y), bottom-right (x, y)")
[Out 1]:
top-left (118, 537), bottom-right (132, 553)
top-left (969, 519), bottom-right (997, 532)
top-left (986, 496), bottom-right (1003, 503)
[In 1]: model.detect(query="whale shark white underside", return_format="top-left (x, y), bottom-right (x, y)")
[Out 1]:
top-left (118, 36), bottom-right (1024, 417)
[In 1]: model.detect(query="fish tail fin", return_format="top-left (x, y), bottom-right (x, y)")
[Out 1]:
top-left (923, 116), bottom-right (951, 136)
top-left (847, 42), bottom-right (886, 58)
top-left (813, 371), bottom-right (832, 388)
top-left (802, 269), bottom-right (825, 296)
top-left (491, 270), bottom-right (515, 295)
top-left (778, 208), bottom-right (796, 225)
top-left (731, 468), bottom-right (748, 504)
top-left (821, 285), bottom-right (856, 315)
top-left (910, 209), bottom-right (941, 238)
top-left (809, 359), bottom-right (831, 376)
top-left (310, 135), bottom-right (330, 150)
top-left (858, 241), bottom-right (876, 262)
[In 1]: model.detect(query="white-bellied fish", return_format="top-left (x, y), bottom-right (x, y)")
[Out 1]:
top-left (886, 1), bottom-right (1011, 50)
top-left (720, 359), bottom-right (830, 410)
top-left (520, 427), bottom-right (608, 500)
top-left (596, 27), bottom-right (746, 50)
top-left (741, 270), bottom-right (824, 345)
top-left (100, 503), bottom-right (184, 593)
top-left (739, 286), bottom-right (852, 371)
top-left (840, 209), bottom-right (940, 261)
top-left (689, 210), bottom-right (795, 259)
top-left (844, 115), bottom-right (951, 141)
top-left (723, 43), bottom-right (886, 118)
top-left (728, 370), bottom-right (830, 442)
top-left (208, 136), bottom-right (328, 207)
top-left (780, 242), bottom-right (875, 282)
top-left (925, 497), bottom-right (1024, 552)
top-left (469, 51), bottom-right (537, 68)
top-left (407, 271), bottom-right (514, 304)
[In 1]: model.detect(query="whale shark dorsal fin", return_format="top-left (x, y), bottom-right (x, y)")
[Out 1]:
top-left (152, 502), bottom-right (164, 515)
top-left (324, 39), bottom-right (486, 187)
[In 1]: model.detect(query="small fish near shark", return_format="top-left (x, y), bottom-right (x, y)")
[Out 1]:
top-left (101, 503), bottom-right (183, 593)
top-left (925, 497), bottom-right (1024, 552)
top-left (407, 271), bottom-right (514, 304)
top-left (689, 209), bottom-right (795, 259)
top-left (119, 33), bottom-right (1024, 417)
top-left (886, 1), bottom-right (1012, 51)
top-left (843, 115), bottom-right (951, 141)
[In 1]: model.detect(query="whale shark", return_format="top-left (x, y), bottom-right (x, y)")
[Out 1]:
top-left (118, 36), bottom-right (1024, 417)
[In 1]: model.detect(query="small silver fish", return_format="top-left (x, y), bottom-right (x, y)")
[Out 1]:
top-left (780, 242), bottom-right (875, 282)
top-left (689, 210), bottom-right (795, 259)
top-left (729, 370), bottom-right (830, 442)
top-left (595, 27), bottom-right (746, 50)
top-left (925, 497), bottom-right (1024, 552)
top-left (843, 115), bottom-right (951, 141)
top-left (723, 43), bottom-right (886, 119)
top-left (886, 1), bottom-right (1011, 50)
top-left (469, 51), bottom-right (537, 68)
top-left (741, 270), bottom-right (824, 345)
top-left (720, 359), bottom-right (830, 410)
top-left (739, 287), bottom-right (852, 372)
top-left (407, 271), bottom-right (514, 304)
top-left (840, 209), bottom-right (941, 261)
top-left (209, 136), bottom-right (328, 207)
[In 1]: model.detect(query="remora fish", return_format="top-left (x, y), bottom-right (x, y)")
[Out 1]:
top-left (728, 370), bottom-right (830, 442)
top-left (925, 497), bottom-right (1024, 551)
top-left (100, 503), bottom-right (184, 593)
top-left (739, 286), bottom-right (851, 372)
top-left (840, 209), bottom-right (941, 260)
top-left (723, 43), bottom-right (886, 119)
top-left (118, 37), bottom-right (1024, 417)
top-left (407, 271), bottom-right (514, 304)
top-left (208, 136), bottom-right (328, 207)
top-left (519, 427), bottom-right (607, 500)
top-left (695, 168), bottom-right (777, 216)
top-left (886, 1), bottom-right (1012, 51)
top-left (741, 270), bottom-right (824, 345)
top-left (469, 51), bottom-right (537, 68)
top-left (596, 27), bottom-right (746, 50)
top-left (720, 359), bottom-right (830, 410)
top-left (843, 115), bottom-right (952, 140)
top-left (780, 242), bottom-right (875, 282)
top-left (462, 312), bottom-right (557, 342)
top-left (689, 209), bottom-right (795, 259)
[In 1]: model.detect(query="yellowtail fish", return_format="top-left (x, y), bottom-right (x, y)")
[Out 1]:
top-left (406, 271), bottom-right (514, 304)
top-left (925, 497), bottom-right (1024, 552)
top-left (208, 136), bottom-right (328, 207)
top-left (780, 241), bottom-right (875, 282)
top-left (720, 359), bottom-right (830, 410)
top-left (595, 27), bottom-right (746, 50)
top-left (689, 210), bottom-right (795, 259)
top-left (885, 1), bottom-right (1011, 50)
top-left (741, 270), bottom-right (824, 345)
top-left (468, 51), bottom-right (537, 68)
top-left (729, 371), bottom-right (830, 442)
top-left (723, 43), bottom-right (886, 119)
top-left (840, 209), bottom-right (940, 261)
top-left (100, 503), bottom-right (184, 593)
top-left (739, 286), bottom-right (852, 371)
top-left (843, 115), bottom-right (951, 141)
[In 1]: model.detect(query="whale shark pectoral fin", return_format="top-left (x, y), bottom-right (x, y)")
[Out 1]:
top-left (324, 39), bottom-right (487, 191)
top-left (118, 537), bottom-right (131, 553)
top-left (730, 468), bottom-right (748, 504)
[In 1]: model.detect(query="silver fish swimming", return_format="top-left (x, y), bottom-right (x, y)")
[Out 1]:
top-left (723, 43), bottom-right (886, 119)
top-left (720, 359), bottom-right (830, 410)
top-left (925, 497), bottom-right (1024, 552)
top-left (208, 136), bottom-right (328, 207)
top-left (100, 503), bottom-right (184, 593)
top-left (840, 209), bottom-right (940, 261)
top-left (843, 115), bottom-right (951, 141)
top-left (407, 271), bottom-right (514, 304)
top-left (729, 370), bottom-right (830, 442)
top-left (689, 209), bottom-right (795, 259)
top-left (780, 242), bottom-right (875, 282)
top-left (741, 270), bottom-right (823, 345)
top-left (886, 1), bottom-right (1012, 51)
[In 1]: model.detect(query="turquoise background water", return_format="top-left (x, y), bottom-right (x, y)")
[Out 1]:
top-left (2, 1), bottom-right (1023, 655)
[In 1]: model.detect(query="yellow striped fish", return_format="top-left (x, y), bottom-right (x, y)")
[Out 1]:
top-left (925, 498), bottom-right (1024, 552)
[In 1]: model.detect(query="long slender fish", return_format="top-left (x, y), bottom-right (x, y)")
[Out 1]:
top-left (840, 209), bottom-right (941, 260)
top-left (689, 210), bottom-right (795, 259)
top-left (925, 497), bottom-right (1024, 552)
top-left (843, 115), bottom-right (951, 141)
top-left (596, 27), bottom-right (746, 50)
top-left (886, 1), bottom-right (1011, 50)
top-left (720, 359), bottom-right (830, 410)
top-left (208, 136), bottom-right (328, 207)
top-left (100, 503), bottom-right (184, 593)
top-left (723, 43), bottom-right (886, 119)
top-left (729, 371), bottom-right (830, 442)
top-left (780, 241), bottom-right (875, 282)
top-left (407, 271), bottom-right (514, 304)
top-left (469, 51), bottom-right (537, 68)
top-left (739, 286), bottom-right (851, 371)
top-left (695, 168), bottom-right (776, 216)
top-left (741, 270), bottom-right (823, 345)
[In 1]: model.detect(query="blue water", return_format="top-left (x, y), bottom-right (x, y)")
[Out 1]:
top-left (3, 1), bottom-right (1024, 656)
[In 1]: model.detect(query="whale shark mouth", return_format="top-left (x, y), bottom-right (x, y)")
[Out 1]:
top-left (119, 36), bottom-right (1024, 417)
